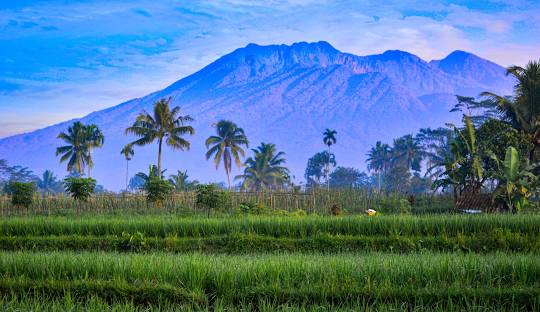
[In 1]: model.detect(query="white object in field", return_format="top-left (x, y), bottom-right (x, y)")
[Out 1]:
top-left (366, 209), bottom-right (377, 216)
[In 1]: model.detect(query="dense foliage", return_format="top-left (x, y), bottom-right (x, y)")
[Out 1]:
top-left (63, 177), bottom-right (97, 201)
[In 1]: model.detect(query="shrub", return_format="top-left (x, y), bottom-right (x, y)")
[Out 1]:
top-left (120, 231), bottom-right (146, 251)
top-left (399, 198), bottom-right (412, 214)
top-left (8, 182), bottom-right (35, 208)
top-left (329, 203), bottom-right (341, 216)
top-left (63, 178), bottom-right (96, 201)
top-left (237, 201), bottom-right (270, 215)
top-left (196, 184), bottom-right (231, 214)
top-left (144, 177), bottom-right (174, 204)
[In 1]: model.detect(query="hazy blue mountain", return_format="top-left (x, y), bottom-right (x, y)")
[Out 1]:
top-left (0, 41), bottom-right (515, 190)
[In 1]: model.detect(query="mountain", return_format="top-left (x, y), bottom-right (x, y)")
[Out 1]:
top-left (0, 41), bottom-right (515, 190)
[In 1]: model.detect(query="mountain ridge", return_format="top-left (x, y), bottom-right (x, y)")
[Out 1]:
top-left (0, 41), bottom-right (515, 190)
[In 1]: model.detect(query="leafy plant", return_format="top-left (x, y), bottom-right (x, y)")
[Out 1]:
top-left (144, 177), bottom-right (174, 204)
top-left (63, 177), bottom-right (96, 201)
top-left (7, 182), bottom-right (35, 208)
top-left (196, 184), bottom-right (231, 215)
top-left (490, 146), bottom-right (538, 213)
top-left (120, 231), bottom-right (146, 251)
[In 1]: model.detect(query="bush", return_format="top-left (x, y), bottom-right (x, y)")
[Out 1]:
top-left (8, 182), bottom-right (35, 208)
top-left (63, 178), bottom-right (96, 201)
top-left (196, 184), bottom-right (231, 214)
top-left (144, 177), bottom-right (174, 204)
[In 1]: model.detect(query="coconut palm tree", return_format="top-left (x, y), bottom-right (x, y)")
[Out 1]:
top-left (168, 170), bottom-right (198, 191)
top-left (56, 122), bottom-right (92, 175)
top-left (235, 143), bottom-right (289, 191)
top-left (391, 134), bottom-right (423, 173)
top-left (125, 97), bottom-right (195, 176)
top-left (120, 144), bottom-right (134, 191)
top-left (37, 170), bottom-right (62, 194)
top-left (481, 60), bottom-right (540, 161)
top-left (84, 124), bottom-right (104, 178)
top-left (366, 141), bottom-right (391, 193)
top-left (205, 120), bottom-right (249, 189)
top-left (323, 129), bottom-right (337, 190)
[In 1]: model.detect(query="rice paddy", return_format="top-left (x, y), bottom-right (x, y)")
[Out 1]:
top-left (1, 212), bottom-right (539, 310)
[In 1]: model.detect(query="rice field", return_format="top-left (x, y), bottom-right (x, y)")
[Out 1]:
top-left (1, 213), bottom-right (539, 310)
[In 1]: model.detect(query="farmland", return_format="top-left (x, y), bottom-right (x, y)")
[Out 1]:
top-left (1, 212), bottom-right (539, 311)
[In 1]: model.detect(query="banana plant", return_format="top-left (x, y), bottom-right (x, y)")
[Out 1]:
top-left (490, 146), bottom-right (538, 213)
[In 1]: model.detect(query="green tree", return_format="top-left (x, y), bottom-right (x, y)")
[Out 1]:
top-left (391, 134), bottom-right (423, 173)
top-left (120, 144), bottom-right (135, 192)
top-left (329, 167), bottom-right (370, 189)
top-left (366, 141), bottom-right (392, 192)
top-left (205, 120), bottom-right (249, 189)
top-left (37, 170), bottom-right (63, 194)
top-left (481, 60), bottom-right (540, 161)
top-left (56, 122), bottom-right (92, 175)
top-left (84, 124), bottom-right (104, 177)
top-left (125, 97), bottom-right (194, 177)
top-left (235, 143), bottom-right (289, 191)
top-left (323, 129), bottom-right (337, 190)
top-left (168, 170), bottom-right (199, 191)
top-left (304, 151), bottom-right (336, 188)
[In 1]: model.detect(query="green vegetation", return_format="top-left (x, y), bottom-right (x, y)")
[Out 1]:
top-left (0, 251), bottom-right (538, 311)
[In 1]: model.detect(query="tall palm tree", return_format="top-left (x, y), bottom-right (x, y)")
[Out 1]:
top-left (391, 134), bottom-right (423, 173)
top-left (323, 129), bottom-right (337, 190)
top-left (481, 60), bottom-right (540, 161)
top-left (366, 141), bottom-right (391, 193)
top-left (37, 170), bottom-right (62, 195)
top-left (84, 124), bottom-right (104, 178)
top-left (120, 144), bottom-right (134, 191)
top-left (56, 121), bottom-right (92, 175)
top-left (235, 143), bottom-right (289, 191)
top-left (125, 97), bottom-right (195, 176)
top-left (205, 120), bottom-right (249, 189)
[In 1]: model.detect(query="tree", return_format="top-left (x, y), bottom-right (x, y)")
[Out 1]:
top-left (416, 128), bottom-right (454, 181)
top-left (125, 97), bottom-right (194, 177)
top-left (322, 129), bottom-right (337, 190)
top-left (480, 60), bottom-right (540, 161)
top-left (235, 143), bottom-right (290, 191)
top-left (135, 165), bottom-right (166, 183)
top-left (329, 167), bottom-right (370, 189)
top-left (56, 121), bottom-right (92, 175)
top-left (366, 141), bottom-right (392, 192)
top-left (168, 170), bottom-right (199, 191)
top-left (84, 124), bottom-right (104, 177)
top-left (120, 144), bottom-right (135, 192)
top-left (391, 134), bottom-right (423, 173)
top-left (37, 170), bottom-right (63, 194)
top-left (304, 151), bottom-right (336, 188)
top-left (205, 120), bottom-right (249, 189)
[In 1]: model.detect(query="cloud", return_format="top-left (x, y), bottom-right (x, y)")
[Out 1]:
top-left (0, 0), bottom-right (539, 136)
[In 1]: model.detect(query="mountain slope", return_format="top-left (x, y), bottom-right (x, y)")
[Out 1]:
top-left (0, 42), bottom-right (515, 190)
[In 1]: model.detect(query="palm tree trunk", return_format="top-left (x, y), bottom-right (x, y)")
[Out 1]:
top-left (125, 160), bottom-right (129, 192)
top-left (157, 138), bottom-right (163, 179)
top-left (326, 146), bottom-right (330, 191)
top-left (226, 172), bottom-right (231, 191)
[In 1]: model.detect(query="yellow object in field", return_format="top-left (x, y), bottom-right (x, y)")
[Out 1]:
top-left (367, 209), bottom-right (377, 216)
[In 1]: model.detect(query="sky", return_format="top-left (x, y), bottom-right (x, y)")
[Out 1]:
top-left (1, 0), bottom-right (539, 137)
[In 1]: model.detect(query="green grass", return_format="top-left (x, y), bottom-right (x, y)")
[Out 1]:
top-left (0, 251), bottom-right (539, 310)
top-left (1, 214), bottom-right (539, 237)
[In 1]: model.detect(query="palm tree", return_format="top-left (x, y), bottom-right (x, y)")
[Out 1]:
top-left (205, 120), bottom-right (249, 189)
top-left (481, 60), bottom-right (540, 161)
top-left (168, 170), bottom-right (198, 191)
top-left (84, 124), bottom-right (104, 178)
top-left (235, 143), bottom-right (289, 191)
top-left (366, 141), bottom-right (391, 193)
top-left (391, 134), bottom-right (423, 173)
top-left (125, 97), bottom-right (195, 176)
top-left (37, 170), bottom-right (62, 195)
top-left (120, 144), bottom-right (134, 191)
top-left (56, 121), bottom-right (92, 175)
top-left (323, 129), bottom-right (337, 190)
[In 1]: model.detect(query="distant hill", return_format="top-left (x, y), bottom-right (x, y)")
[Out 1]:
top-left (0, 41), bottom-right (515, 190)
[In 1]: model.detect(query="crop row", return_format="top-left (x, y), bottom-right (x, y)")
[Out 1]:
top-left (1, 232), bottom-right (539, 253)
top-left (1, 214), bottom-right (540, 237)
top-left (0, 252), bottom-right (539, 310)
